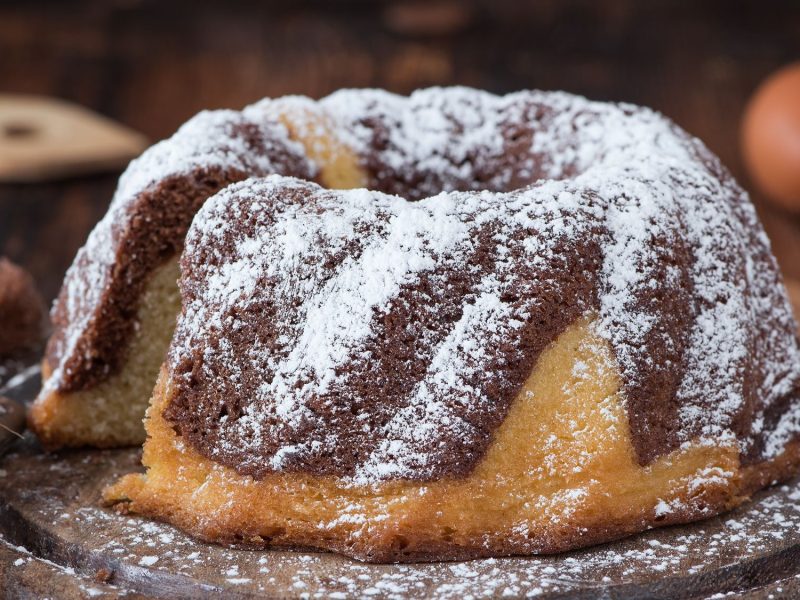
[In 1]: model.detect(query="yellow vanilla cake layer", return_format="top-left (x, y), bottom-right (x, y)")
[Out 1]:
top-left (104, 316), bottom-right (773, 562)
top-left (271, 99), bottom-right (368, 190)
top-left (30, 258), bottom-right (182, 448)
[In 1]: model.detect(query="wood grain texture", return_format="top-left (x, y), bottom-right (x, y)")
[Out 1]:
top-left (3, 367), bottom-right (800, 598)
top-left (1, 432), bottom-right (800, 599)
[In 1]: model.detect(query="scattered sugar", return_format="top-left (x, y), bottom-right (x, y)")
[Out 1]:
top-left (14, 447), bottom-right (794, 597)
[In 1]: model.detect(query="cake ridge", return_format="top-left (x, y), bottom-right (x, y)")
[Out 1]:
top-left (42, 108), bottom-right (315, 396)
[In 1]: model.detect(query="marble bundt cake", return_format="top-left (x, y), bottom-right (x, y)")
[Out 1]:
top-left (100, 89), bottom-right (800, 562)
top-left (31, 87), bottom-right (800, 561)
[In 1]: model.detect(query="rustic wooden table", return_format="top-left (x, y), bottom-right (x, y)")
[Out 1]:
top-left (1, 1), bottom-right (800, 598)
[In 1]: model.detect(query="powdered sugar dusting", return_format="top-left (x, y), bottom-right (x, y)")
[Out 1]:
top-left (113, 110), bottom-right (297, 209)
top-left (167, 89), bottom-right (800, 483)
top-left (323, 88), bottom-right (512, 197)
top-left (43, 87), bottom-right (800, 483)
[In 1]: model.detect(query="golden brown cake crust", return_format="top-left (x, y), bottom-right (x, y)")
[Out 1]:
top-left (105, 318), bottom-right (800, 563)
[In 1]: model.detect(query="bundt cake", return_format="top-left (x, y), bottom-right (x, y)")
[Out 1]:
top-left (32, 87), bottom-right (800, 562)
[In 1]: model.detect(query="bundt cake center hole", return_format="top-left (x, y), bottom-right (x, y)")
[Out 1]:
top-left (2, 121), bottom-right (38, 139)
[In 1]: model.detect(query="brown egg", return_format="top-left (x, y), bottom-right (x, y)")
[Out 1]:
top-left (742, 63), bottom-right (800, 212)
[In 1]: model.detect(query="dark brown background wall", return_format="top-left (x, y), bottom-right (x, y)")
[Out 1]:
top-left (1, 0), bottom-right (799, 302)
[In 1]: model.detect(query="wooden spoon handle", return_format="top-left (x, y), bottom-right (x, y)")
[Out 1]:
top-left (0, 94), bottom-right (147, 182)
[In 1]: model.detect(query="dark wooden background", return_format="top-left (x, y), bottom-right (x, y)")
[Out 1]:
top-left (1, 0), bottom-right (799, 303)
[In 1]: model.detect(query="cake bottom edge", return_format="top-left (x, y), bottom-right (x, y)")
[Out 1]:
top-left (102, 316), bottom-right (800, 563)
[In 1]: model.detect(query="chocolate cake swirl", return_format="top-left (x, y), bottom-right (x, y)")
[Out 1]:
top-left (160, 91), bottom-right (800, 482)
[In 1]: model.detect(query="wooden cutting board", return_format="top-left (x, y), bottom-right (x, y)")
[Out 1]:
top-left (1, 372), bottom-right (800, 599)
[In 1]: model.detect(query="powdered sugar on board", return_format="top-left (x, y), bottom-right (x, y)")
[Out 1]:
top-left (2, 441), bottom-right (800, 598)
